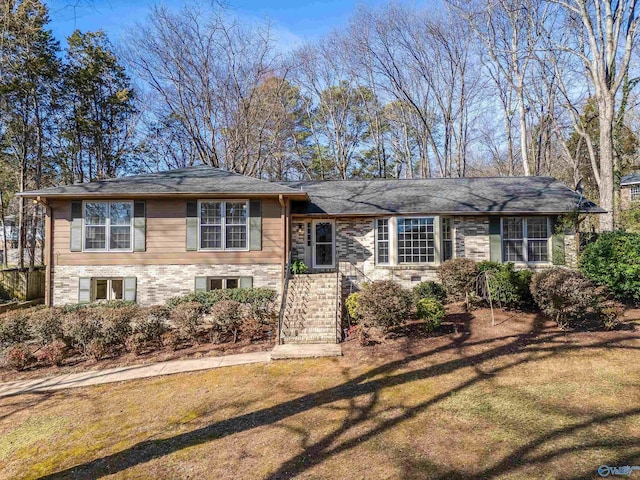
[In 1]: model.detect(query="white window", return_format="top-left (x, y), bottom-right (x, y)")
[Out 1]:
top-left (208, 278), bottom-right (239, 290)
top-left (198, 200), bottom-right (248, 250)
top-left (398, 217), bottom-right (435, 264)
top-left (92, 278), bottom-right (123, 301)
top-left (84, 201), bottom-right (132, 251)
top-left (375, 218), bottom-right (390, 264)
top-left (442, 217), bottom-right (453, 261)
top-left (502, 217), bottom-right (550, 263)
top-left (631, 185), bottom-right (640, 202)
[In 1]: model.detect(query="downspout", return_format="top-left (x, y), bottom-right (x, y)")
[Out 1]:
top-left (279, 194), bottom-right (287, 293)
top-left (34, 196), bottom-right (52, 306)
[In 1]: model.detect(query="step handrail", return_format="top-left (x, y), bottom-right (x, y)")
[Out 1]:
top-left (278, 254), bottom-right (293, 345)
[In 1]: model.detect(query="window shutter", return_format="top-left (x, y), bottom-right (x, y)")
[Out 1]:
top-left (78, 277), bottom-right (91, 304)
top-left (239, 276), bottom-right (253, 289)
top-left (70, 201), bottom-right (83, 252)
top-left (489, 217), bottom-right (502, 262)
top-left (249, 200), bottom-right (262, 251)
top-left (551, 216), bottom-right (566, 265)
top-left (195, 276), bottom-right (208, 293)
top-left (133, 201), bottom-right (146, 252)
top-left (186, 201), bottom-right (198, 251)
top-left (123, 277), bottom-right (137, 302)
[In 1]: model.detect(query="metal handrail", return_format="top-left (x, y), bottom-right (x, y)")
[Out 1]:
top-left (278, 254), bottom-right (292, 345)
top-left (340, 260), bottom-right (373, 294)
top-left (335, 261), bottom-right (341, 342)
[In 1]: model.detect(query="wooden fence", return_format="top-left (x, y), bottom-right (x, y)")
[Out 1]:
top-left (0, 267), bottom-right (45, 301)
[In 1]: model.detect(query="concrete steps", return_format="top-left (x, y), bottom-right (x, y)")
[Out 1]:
top-left (280, 272), bottom-right (341, 344)
top-left (271, 343), bottom-right (342, 360)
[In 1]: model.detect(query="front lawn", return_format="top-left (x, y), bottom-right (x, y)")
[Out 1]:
top-left (1, 308), bottom-right (639, 479)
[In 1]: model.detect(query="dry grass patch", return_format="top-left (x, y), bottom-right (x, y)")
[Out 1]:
top-left (0, 308), bottom-right (639, 479)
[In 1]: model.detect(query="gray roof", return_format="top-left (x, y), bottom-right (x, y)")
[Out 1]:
top-left (281, 176), bottom-right (604, 216)
top-left (621, 172), bottom-right (640, 185)
top-left (19, 165), bottom-right (305, 198)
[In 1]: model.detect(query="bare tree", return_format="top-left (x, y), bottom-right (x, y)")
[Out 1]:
top-left (547, 0), bottom-right (640, 230)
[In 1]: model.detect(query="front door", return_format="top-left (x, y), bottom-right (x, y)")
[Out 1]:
top-left (312, 220), bottom-right (335, 269)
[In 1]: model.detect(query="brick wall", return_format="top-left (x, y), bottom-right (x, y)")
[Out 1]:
top-left (292, 216), bottom-right (492, 289)
top-left (53, 264), bottom-right (282, 306)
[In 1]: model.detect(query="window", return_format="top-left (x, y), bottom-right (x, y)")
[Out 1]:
top-left (92, 278), bottom-right (123, 301)
top-left (502, 217), bottom-right (550, 263)
top-left (84, 202), bottom-right (132, 251)
top-left (375, 218), bottom-right (389, 264)
top-left (631, 185), bottom-right (640, 202)
top-left (442, 217), bottom-right (453, 261)
top-left (208, 278), bottom-right (239, 290)
top-left (199, 200), bottom-right (248, 250)
top-left (398, 217), bottom-right (435, 264)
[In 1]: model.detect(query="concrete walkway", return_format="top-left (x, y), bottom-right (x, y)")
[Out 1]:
top-left (0, 351), bottom-right (271, 398)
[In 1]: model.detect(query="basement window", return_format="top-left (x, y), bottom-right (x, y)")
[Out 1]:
top-left (208, 278), bottom-right (239, 290)
top-left (92, 278), bottom-right (123, 301)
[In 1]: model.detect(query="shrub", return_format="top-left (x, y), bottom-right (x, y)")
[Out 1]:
top-left (98, 307), bottom-right (135, 347)
top-left (209, 300), bottom-right (244, 343)
top-left (61, 311), bottom-right (102, 352)
top-left (125, 333), bottom-right (147, 356)
top-left (170, 302), bottom-right (203, 340)
top-left (437, 258), bottom-right (479, 300)
top-left (416, 298), bottom-right (446, 332)
top-left (86, 338), bottom-right (108, 361)
top-left (358, 281), bottom-right (412, 331)
top-left (0, 312), bottom-right (31, 348)
top-left (291, 259), bottom-right (309, 274)
top-left (162, 330), bottom-right (183, 351)
top-left (35, 340), bottom-right (66, 367)
top-left (131, 306), bottom-right (168, 344)
top-left (530, 268), bottom-right (597, 328)
top-left (345, 292), bottom-right (361, 321)
top-left (413, 281), bottom-right (447, 303)
top-left (3, 343), bottom-right (34, 371)
top-left (580, 230), bottom-right (640, 302)
top-left (596, 297), bottom-right (625, 330)
top-left (476, 262), bottom-right (533, 308)
top-left (29, 308), bottom-right (64, 346)
top-left (167, 288), bottom-right (277, 315)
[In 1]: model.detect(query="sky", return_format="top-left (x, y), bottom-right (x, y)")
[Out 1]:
top-left (46, 0), bottom-right (395, 50)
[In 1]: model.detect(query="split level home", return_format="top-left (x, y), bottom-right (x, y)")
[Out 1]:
top-left (19, 165), bottom-right (603, 344)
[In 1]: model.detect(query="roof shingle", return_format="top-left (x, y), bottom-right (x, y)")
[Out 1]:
top-left (281, 176), bottom-right (603, 215)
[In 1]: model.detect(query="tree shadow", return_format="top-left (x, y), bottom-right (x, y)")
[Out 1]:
top-left (35, 316), bottom-right (640, 480)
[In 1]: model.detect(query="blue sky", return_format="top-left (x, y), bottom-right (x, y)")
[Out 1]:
top-left (46, 0), bottom-right (396, 49)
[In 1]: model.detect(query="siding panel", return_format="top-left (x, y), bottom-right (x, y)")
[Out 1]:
top-left (50, 198), bottom-right (284, 266)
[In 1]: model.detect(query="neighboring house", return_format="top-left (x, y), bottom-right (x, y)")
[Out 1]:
top-left (19, 166), bottom-right (602, 344)
top-left (621, 172), bottom-right (640, 210)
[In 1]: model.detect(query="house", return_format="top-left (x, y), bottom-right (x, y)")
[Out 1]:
top-left (621, 172), bottom-right (640, 210)
top-left (19, 166), bottom-right (603, 344)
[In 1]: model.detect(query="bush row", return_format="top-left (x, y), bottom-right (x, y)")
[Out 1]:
top-left (0, 288), bottom-right (277, 371)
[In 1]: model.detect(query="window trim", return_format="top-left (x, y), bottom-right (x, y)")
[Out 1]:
top-left (207, 277), bottom-right (240, 290)
top-left (82, 201), bottom-right (133, 253)
top-left (501, 216), bottom-right (552, 264)
top-left (396, 216), bottom-right (437, 265)
top-left (197, 199), bottom-right (250, 252)
top-left (375, 218), bottom-right (390, 265)
top-left (441, 217), bottom-right (454, 262)
top-left (631, 185), bottom-right (640, 202)
top-left (311, 219), bottom-right (336, 269)
top-left (91, 277), bottom-right (124, 302)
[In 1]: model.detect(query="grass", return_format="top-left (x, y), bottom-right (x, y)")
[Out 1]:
top-left (0, 308), bottom-right (639, 479)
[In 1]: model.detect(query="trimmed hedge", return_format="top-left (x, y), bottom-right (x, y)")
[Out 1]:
top-left (580, 230), bottom-right (640, 302)
top-left (358, 281), bottom-right (412, 331)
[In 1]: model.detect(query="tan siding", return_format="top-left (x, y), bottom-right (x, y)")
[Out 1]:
top-left (49, 198), bottom-right (284, 266)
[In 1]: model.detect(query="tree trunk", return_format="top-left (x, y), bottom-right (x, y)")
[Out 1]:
top-left (598, 98), bottom-right (616, 231)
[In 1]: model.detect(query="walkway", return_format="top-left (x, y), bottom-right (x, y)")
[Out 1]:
top-left (0, 351), bottom-right (271, 398)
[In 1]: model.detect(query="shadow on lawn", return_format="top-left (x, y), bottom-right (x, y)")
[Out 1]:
top-left (37, 313), bottom-right (640, 480)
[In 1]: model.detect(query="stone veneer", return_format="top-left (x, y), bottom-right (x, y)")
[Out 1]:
top-left (293, 216), bottom-right (491, 289)
top-left (53, 264), bottom-right (282, 306)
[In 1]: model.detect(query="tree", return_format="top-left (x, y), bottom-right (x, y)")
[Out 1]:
top-left (549, 0), bottom-right (640, 230)
top-left (60, 30), bottom-right (136, 182)
top-left (0, 0), bottom-right (59, 269)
